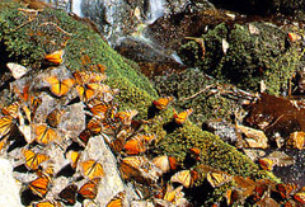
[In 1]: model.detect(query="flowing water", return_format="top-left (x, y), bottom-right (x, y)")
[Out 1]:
top-left (146, 0), bottom-right (166, 24)
top-left (71, 0), bottom-right (83, 17)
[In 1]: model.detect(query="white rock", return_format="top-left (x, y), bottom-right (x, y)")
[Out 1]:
top-left (0, 158), bottom-right (23, 207)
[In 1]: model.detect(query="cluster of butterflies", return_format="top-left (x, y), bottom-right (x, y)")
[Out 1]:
top-left (0, 49), bottom-right (200, 207)
top-left (0, 51), bottom-right (134, 206)
top-left (2, 49), bottom-right (304, 207)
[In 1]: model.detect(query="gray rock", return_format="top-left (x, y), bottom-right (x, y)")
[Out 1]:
top-left (0, 158), bottom-right (23, 207)
top-left (84, 135), bottom-right (138, 206)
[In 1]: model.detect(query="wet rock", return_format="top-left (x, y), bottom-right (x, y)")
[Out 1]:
top-left (82, 0), bottom-right (137, 44)
top-left (0, 158), bottom-right (23, 207)
top-left (116, 37), bottom-right (185, 78)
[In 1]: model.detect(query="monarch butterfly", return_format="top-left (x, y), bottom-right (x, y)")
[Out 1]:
top-left (124, 136), bottom-right (146, 155)
top-left (153, 96), bottom-right (174, 110)
top-left (33, 200), bottom-right (62, 207)
top-left (45, 49), bottom-right (64, 65)
top-left (119, 156), bottom-right (148, 180)
top-left (225, 189), bottom-right (241, 206)
top-left (88, 64), bottom-right (107, 74)
top-left (276, 183), bottom-right (298, 199)
top-left (80, 160), bottom-right (104, 180)
top-left (66, 150), bottom-right (80, 169)
top-left (78, 178), bottom-right (100, 199)
top-left (168, 156), bottom-right (177, 170)
top-left (28, 175), bottom-right (50, 198)
top-left (76, 83), bottom-right (100, 102)
top-left (45, 76), bottom-right (75, 97)
top-left (207, 172), bottom-right (232, 188)
top-left (106, 192), bottom-right (125, 207)
top-left (36, 161), bottom-right (55, 182)
top-left (287, 131), bottom-right (305, 150)
top-left (33, 124), bottom-right (58, 145)
top-left (163, 184), bottom-right (183, 202)
top-left (22, 149), bottom-right (50, 170)
top-left (190, 147), bottom-right (201, 161)
top-left (7, 62), bottom-right (29, 80)
top-left (97, 64), bottom-right (107, 73)
top-left (170, 170), bottom-right (193, 188)
top-left (0, 116), bottom-right (15, 139)
top-left (115, 110), bottom-right (138, 126)
top-left (294, 190), bottom-right (305, 204)
top-left (78, 129), bottom-right (92, 146)
top-left (73, 71), bottom-right (106, 85)
top-left (1, 102), bottom-right (19, 119)
top-left (88, 103), bottom-right (109, 119)
top-left (173, 108), bottom-right (193, 125)
top-left (87, 117), bottom-right (102, 134)
top-left (152, 155), bottom-right (170, 174)
top-left (58, 184), bottom-right (78, 205)
top-left (110, 136), bottom-right (126, 153)
top-left (46, 108), bottom-right (64, 128)
top-left (258, 158), bottom-right (274, 171)
top-left (288, 32), bottom-right (301, 42)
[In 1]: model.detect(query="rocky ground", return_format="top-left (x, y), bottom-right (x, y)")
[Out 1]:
top-left (0, 0), bottom-right (304, 207)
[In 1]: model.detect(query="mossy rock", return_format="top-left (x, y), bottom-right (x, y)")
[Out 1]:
top-left (179, 22), bottom-right (305, 95)
top-left (0, 1), bottom-right (276, 204)
top-left (154, 68), bottom-right (237, 126)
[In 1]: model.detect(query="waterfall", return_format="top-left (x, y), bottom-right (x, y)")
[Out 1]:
top-left (146, 0), bottom-right (166, 24)
top-left (71, 0), bottom-right (84, 17)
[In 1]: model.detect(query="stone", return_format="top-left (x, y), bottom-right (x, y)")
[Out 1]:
top-left (0, 158), bottom-right (23, 207)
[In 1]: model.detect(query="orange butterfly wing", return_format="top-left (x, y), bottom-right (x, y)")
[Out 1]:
top-left (78, 178), bottom-right (100, 199)
top-left (58, 184), bottom-right (78, 205)
top-left (45, 50), bottom-right (64, 65)
top-left (170, 170), bottom-right (192, 188)
top-left (28, 176), bottom-right (50, 198)
top-left (124, 137), bottom-right (146, 155)
top-left (106, 192), bottom-right (125, 207)
top-left (34, 124), bottom-right (58, 145)
top-left (153, 96), bottom-right (173, 110)
top-left (173, 108), bottom-right (193, 125)
top-left (34, 200), bottom-right (61, 207)
top-left (85, 83), bottom-right (99, 101)
top-left (0, 116), bottom-right (14, 138)
top-left (80, 160), bottom-right (104, 180)
top-left (23, 149), bottom-right (49, 170)
top-left (46, 76), bottom-right (74, 97)
top-left (2, 102), bottom-right (19, 119)
top-left (66, 150), bottom-right (80, 169)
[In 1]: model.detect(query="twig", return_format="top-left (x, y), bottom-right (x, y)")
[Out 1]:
top-left (10, 18), bottom-right (35, 32)
top-left (38, 22), bottom-right (72, 36)
top-left (180, 84), bottom-right (215, 101)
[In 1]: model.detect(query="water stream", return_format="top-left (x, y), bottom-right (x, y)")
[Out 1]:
top-left (145, 0), bottom-right (166, 24)
top-left (71, 0), bottom-right (84, 17)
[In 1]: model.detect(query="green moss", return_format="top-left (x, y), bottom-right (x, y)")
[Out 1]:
top-left (0, 1), bottom-right (278, 203)
top-left (154, 68), bottom-right (236, 126)
top-left (179, 22), bottom-right (304, 95)
top-left (0, 2), bottom-right (157, 117)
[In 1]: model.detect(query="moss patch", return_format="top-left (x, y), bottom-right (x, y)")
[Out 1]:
top-left (179, 22), bottom-right (304, 95)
